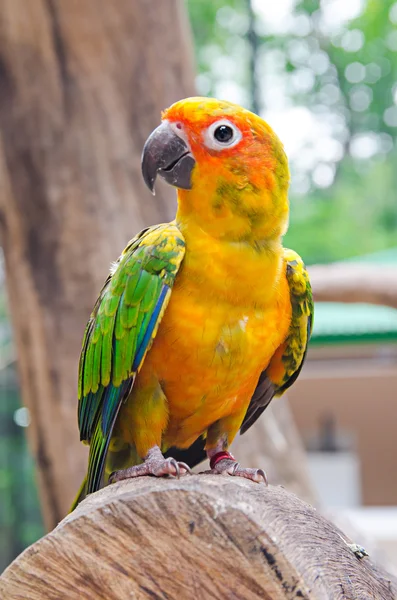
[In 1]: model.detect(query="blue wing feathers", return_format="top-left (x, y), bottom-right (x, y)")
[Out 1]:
top-left (132, 284), bottom-right (169, 371)
top-left (78, 225), bottom-right (185, 495)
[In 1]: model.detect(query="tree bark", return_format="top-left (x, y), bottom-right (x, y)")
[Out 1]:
top-left (0, 0), bottom-right (195, 529)
top-left (310, 264), bottom-right (397, 309)
top-left (1, 476), bottom-right (396, 600)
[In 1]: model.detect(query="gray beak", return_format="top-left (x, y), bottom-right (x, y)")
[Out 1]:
top-left (141, 122), bottom-right (195, 194)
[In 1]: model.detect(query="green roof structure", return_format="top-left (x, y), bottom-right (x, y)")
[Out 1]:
top-left (311, 303), bottom-right (397, 345)
top-left (346, 247), bottom-right (397, 265)
top-left (310, 247), bottom-right (397, 346)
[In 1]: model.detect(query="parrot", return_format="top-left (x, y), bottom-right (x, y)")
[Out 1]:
top-left (72, 97), bottom-right (313, 509)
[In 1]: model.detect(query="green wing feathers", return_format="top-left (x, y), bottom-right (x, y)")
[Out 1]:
top-left (240, 249), bottom-right (313, 434)
top-left (78, 223), bottom-right (185, 494)
top-left (276, 248), bottom-right (313, 393)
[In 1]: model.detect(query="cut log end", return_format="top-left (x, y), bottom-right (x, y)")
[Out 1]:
top-left (1, 475), bottom-right (396, 600)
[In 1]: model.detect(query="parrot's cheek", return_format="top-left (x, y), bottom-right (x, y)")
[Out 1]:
top-left (141, 121), bottom-right (195, 193)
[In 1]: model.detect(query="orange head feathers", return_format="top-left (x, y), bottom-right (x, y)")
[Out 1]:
top-left (142, 97), bottom-right (290, 242)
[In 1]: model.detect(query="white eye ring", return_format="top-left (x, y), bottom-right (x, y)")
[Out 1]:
top-left (203, 119), bottom-right (242, 151)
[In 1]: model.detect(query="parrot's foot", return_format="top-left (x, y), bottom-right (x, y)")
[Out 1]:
top-left (204, 451), bottom-right (268, 484)
top-left (109, 445), bottom-right (191, 483)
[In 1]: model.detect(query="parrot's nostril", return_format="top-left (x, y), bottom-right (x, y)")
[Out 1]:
top-left (176, 123), bottom-right (182, 129)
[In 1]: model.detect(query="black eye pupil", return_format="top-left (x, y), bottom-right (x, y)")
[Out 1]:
top-left (214, 125), bottom-right (233, 143)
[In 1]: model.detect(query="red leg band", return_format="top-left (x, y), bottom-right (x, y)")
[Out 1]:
top-left (210, 451), bottom-right (236, 470)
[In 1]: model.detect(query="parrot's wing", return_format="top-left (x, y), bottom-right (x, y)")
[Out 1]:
top-left (78, 223), bottom-right (185, 493)
top-left (240, 249), bottom-right (313, 434)
top-left (166, 249), bottom-right (313, 468)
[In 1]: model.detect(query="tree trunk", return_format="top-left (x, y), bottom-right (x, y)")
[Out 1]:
top-left (0, 0), bottom-right (327, 534)
top-left (0, 0), bottom-right (195, 529)
top-left (1, 476), bottom-right (396, 600)
top-left (310, 264), bottom-right (397, 309)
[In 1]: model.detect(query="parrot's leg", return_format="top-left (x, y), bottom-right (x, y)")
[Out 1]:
top-left (109, 445), bottom-right (191, 483)
top-left (204, 416), bottom-right (268, 484)
top-left (110, 377), bottom-right (191, 482)
top-left (207, 448), bottom-right (267, 484)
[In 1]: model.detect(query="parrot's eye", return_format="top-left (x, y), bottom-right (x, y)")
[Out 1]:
top-left (214, 125), bottom-right (233, 143)
top-left (204, 119), bottom-right (242, 151)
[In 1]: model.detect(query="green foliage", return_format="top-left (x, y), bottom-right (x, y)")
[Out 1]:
top-left (0, 366), bottom-right (44, 572)
top-left (329, 0), bottom-right (397, 136)
top-left (187, 0), bottom-right (397, 263)
top-left (188, 0), bottom-right (251, 104)
top-left (286, 151), bottom-right (397, 263)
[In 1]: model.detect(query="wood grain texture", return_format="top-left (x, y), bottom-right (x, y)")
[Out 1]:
top-left (0, 0), bottom-right (195, 528)
top-left (1, 476), bottom-right (396, 599)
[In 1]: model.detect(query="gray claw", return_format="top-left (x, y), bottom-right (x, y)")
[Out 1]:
top-left (257, 469), bottom-right (268, 485)
top-left (178, 461), bottom-right (192, 475)
top-left (231, 462), bottom-right (240, 476)
top-left (169, 458), bottom-right (180, 478)
top-left (166, 458), bottom-right (192, 478)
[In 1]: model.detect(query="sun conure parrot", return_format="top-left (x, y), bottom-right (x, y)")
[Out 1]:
top-left (73, 96), bottom-right (313, 508)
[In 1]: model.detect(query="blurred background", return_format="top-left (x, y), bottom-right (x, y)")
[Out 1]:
top-left (0, 0), bottom-right (396, 574)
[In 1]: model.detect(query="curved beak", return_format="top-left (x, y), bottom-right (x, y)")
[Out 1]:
top-left (141, 122), bottom-right (195, 194)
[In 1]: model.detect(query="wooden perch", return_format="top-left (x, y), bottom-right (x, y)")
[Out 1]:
top-left (310, 264), bottom-right (397, 309)
top-left (1, 476), bottom-right (396, 599)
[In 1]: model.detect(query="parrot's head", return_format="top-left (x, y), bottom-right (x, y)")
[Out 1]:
top-left (141, 97), bottom-right (290, 242)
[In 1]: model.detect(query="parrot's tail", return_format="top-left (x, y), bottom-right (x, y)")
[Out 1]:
top-left (70, 475), bottom-right (87, 513)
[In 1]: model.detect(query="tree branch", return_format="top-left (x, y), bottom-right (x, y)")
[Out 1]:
top-left (1, 476), bottom-right (396, 599)
top-left (310, 264), bottom-right (397, 309)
